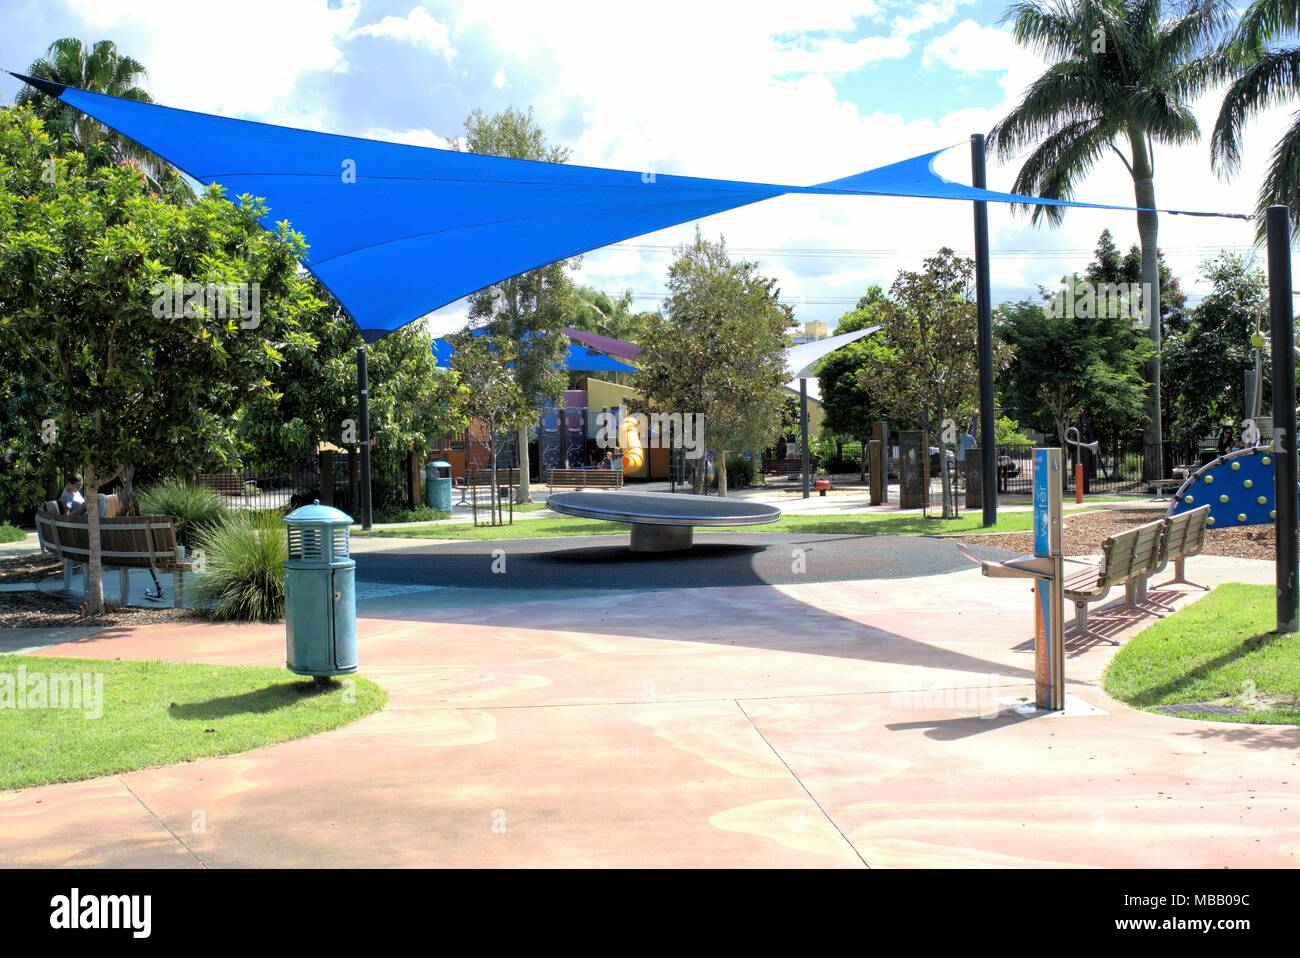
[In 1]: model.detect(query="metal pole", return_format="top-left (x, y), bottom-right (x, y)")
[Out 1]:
top-left (357, 346), bottom-right (373, 531)
top-left (800, 377), bottom-right (811, 499)
top-left (971, 133), bottom-right (998, 527)
top-left (1267, 205), bottom-right (1298, 632)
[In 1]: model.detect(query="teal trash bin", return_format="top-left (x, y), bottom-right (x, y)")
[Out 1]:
top-left (426, 460), bottom-right (452, 511)
top-left (283, 501), bottom-right (357, 681)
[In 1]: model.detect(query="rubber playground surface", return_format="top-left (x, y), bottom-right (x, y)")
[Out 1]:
top-left (1, 534), bottom-right (1295, 868)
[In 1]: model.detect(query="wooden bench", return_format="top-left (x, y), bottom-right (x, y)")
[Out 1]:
top-left (35, 505), bottom-right (193, 607)
top-left (1062, 515), bottom-right (1166, 641)
top-left (1147, 505), bottom-right (1211, 596)
top-left (762, 459), bottom-right (802, 476)
top-left (1146, 478), bottom-right (1182, 499)
top-left (546, 468), bottom-right (623, 491)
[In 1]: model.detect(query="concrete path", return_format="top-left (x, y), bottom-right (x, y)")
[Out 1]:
top-left (0, 547), bottom-right (1293, 868)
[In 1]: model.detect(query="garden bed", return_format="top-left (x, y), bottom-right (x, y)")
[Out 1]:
top-left (952, 507), bottom-right (1277, 561)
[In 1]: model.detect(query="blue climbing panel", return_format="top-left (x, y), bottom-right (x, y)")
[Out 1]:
top-left (1168, 446), bottom-right (1299, 528)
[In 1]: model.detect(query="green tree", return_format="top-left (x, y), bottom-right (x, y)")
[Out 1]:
top-left (861, 250), bottom-right (1008, 516)
top-left (989, 0), bottom-right (1231, 468)
top-left (816, 286), bottom-right (894, 480)
top-left (997, 292), bottom-right (1151, 445)
top-left (637, 231), bottom-right (791, 496)
top-left (1212, 0), bottom-right (1300, 222)
top-left (0, 105), bottom-right (315, 610)
top-left (16, 38), bottom-right (168, 186)
top-left (448, 332), bottom-right (531, 524)
top-left (458, 107), bottom-right (574, 503)
top-left (1163, 253), bottom-right (1269, 438)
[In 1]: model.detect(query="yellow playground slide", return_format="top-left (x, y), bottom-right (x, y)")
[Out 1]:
top-left (620, 414), bottom-right (645, 473)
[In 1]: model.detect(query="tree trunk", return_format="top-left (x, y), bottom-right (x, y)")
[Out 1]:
top-left (1129, 129), bottom-right (1162, 479)
top-left (859, 436), bottom-right (867, 484)
top-left (717, 450), bottom-right (728, 497)
top-left (85, 463), bottom-right (103, 613)
top-left (515, 422), bottom-right (532, 504)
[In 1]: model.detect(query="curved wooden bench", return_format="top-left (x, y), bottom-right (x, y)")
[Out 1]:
top-left (35, 509), bottom-right (193, 607)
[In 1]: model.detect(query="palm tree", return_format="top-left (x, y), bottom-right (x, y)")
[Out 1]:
top-left (988, 0), bottom-right (1230, 475)
top-left (1211, 0), bottom-right (1300, 222)
top-left (17, 38), bottom-right (162, 179)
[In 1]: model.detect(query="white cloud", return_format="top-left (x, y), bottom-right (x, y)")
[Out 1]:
top-left (892, 0), bottom-right (971, 39)
top-left (349, 6), bottom-right (456, 59)
top-left (66, 0), bottom-right (361, 119)
top-left (492, 67), bottom-right (507, 90)
top-left (362, 127), bottom-right (453, 150)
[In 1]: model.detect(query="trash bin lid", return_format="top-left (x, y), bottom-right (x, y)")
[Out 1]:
top-left (429, 460), bottom-right (451, 469)
top-left (284, 500), bottom-right (354, 526)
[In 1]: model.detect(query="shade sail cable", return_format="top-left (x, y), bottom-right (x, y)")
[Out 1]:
top-left (7, 71), bottom-right (1252, 337)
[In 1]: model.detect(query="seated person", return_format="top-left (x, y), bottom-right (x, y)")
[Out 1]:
top-left (59, 473), bottom-right (87, 515)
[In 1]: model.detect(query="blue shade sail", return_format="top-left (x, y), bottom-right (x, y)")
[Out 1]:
top-left (432, 328), bottom-right (637, 373)
top-left (10, 73), bottom-right (1247, 338)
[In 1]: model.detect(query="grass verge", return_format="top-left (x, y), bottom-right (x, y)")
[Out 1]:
top-left (1103, 583), bottom-right (1300, 725)
top-left (0, 656), bottom-right (386, 790)
top-left (0, 522), bottom-right (26, 543)
top-left (354, 508), bottom-right (1094, 540)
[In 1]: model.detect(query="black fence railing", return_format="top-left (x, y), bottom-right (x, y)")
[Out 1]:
top-left (993, 439), bottom-right (1210, 496)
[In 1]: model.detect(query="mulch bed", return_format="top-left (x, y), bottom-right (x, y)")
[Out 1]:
top-left (0, 554), bottom-right (211, 629)
top-left (952, 507), bottom-right (1277, 561)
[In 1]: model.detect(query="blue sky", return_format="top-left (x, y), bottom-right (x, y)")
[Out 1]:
top-left (0, 0), bottom-right (1277, 333)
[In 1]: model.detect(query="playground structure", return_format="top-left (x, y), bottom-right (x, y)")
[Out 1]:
top-left (620, 413), bottom-right (646, 473)
top-left (1168, 445), bottom-right (1300, 528)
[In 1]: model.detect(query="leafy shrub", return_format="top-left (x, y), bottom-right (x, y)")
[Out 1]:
top-left (0, 521), bottom-right (25, 543)
top-left (723, 453), bottom-right (757, 489)
top-left (371, 503), bottom-right (450, 524)
top-left (192, 510), bottom-right (286, 621)
top-left (139, 478), bottom-right (227, 546)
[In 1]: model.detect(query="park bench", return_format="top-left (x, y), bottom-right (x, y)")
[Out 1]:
top-left (455, 467), bottom-right (521, 505)
top-left (1146, 477), bottom-right (1183, 499)
top-left (1146, 505), bottom-right (1211, 597)
top-left (35, 503), bottom-right (193, 608)
top-left (762, 459), bottom-right (802, 477)
top-left (1062, 515), bottom-right (1166, 641)
top-left (546, 468), bottom-right (623, 491)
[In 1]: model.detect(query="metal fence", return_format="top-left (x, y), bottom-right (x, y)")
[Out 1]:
top-left (992, 439), bottom-right (1209, 497)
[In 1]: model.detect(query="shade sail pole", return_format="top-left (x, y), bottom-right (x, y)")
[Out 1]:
top-left (1267, 205), bottom-right (1298, 632)
top-left (971, 133), bottom-right (998, 527)
top-left (357, 347), bottom-right (374, 531)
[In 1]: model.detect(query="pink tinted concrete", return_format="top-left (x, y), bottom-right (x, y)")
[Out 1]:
top-left (2, 554), bottom-right (1295, 868)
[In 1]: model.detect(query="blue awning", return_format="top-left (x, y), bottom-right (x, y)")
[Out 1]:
top-left (9, 72), bottom-right (1248, 338)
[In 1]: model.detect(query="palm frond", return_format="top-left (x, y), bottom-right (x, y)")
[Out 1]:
top-left (1211, 46), bottom-right (1300, 175)
top-left (1007, 117), bottom-right (1117, 225)
top-left (1256, 110), bottom-right (1300, 223)
top-left (989, 60), bottom-right (1112, 157)
top-left (1236, 0), bottom-right (1300, 52)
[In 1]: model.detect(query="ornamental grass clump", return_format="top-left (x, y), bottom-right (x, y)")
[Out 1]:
top-left (192, 510), bottom-right (286, 621)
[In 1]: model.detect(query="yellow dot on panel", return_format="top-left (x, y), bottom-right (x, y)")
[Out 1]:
top-left (1263, 456), bottom-right (1271, 466)
top-left (1271, 510), bottom-right (1277, 519)
top-left (1207, 516), bottom-right (1216, 526)
top-left (1244, 479), bottom-right (1253, 488)
top-left (1238, 514), bottom-right (1248, 523)
top-left (1219, 495), bottom-right (1229, 503)
top-left (1184, 495), bottom-right (1194, 504)
top-left (1204, 474), bottom-right (1214, 484)
top-left (1259, 496), bottom-right (1268, 505)
top-left (1231, 461), bottom-right (1241, 471)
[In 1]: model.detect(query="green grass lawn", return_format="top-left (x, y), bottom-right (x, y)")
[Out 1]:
top-left (355, 508), bottom-right (1093, 541)
top-left (0, 656), bottom-right (386, 790)
top-left (1104, 583), bottom-right (1300, 725)
top-left (0, 522), bottom-right (26, 543)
